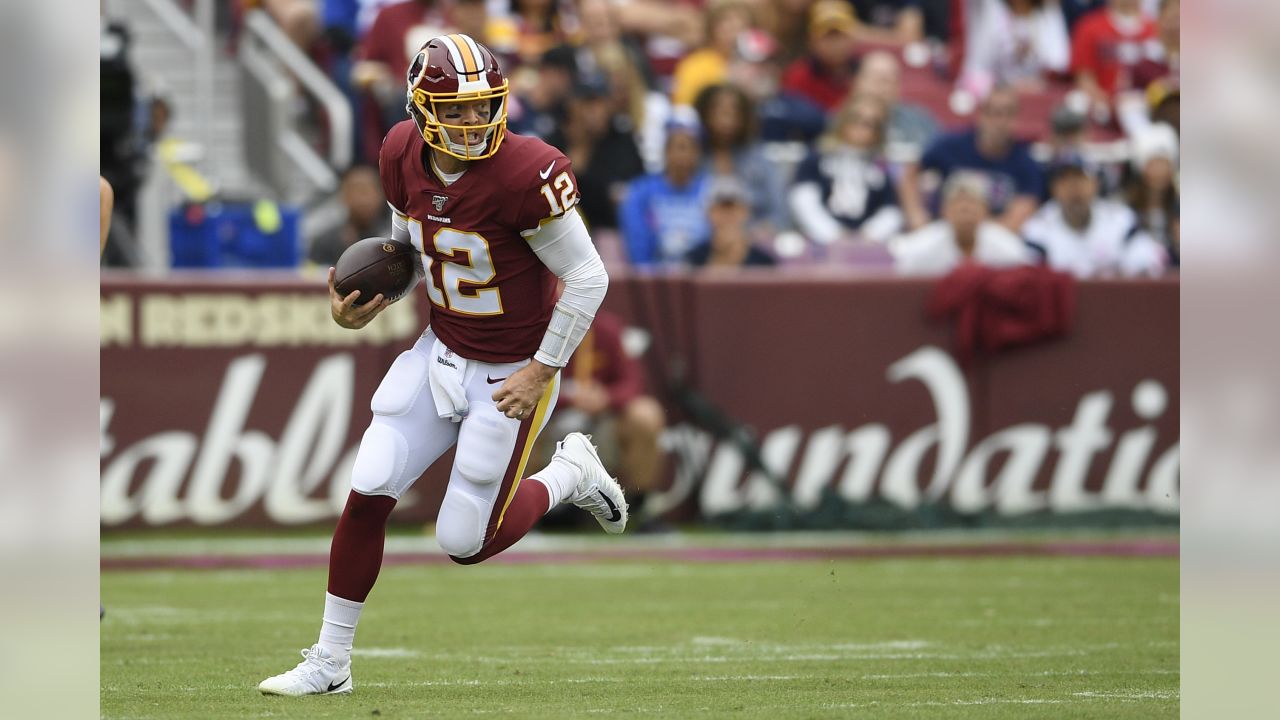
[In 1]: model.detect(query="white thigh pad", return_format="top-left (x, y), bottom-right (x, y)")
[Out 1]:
top-left (453, 404), bottom-right (519, 486)
top-left (370, 349), bottom-right (430, 416)
top-left (436, 488), bottom-right (488, 558)
top-left (349, 422), bottom-right (410, 497)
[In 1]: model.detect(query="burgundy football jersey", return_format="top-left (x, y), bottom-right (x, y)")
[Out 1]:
top-left (379, 121), bottom-right (579, 363)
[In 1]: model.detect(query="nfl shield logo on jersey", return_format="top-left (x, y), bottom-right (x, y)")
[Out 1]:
top-left (432, 194), bottom-right (448, 212)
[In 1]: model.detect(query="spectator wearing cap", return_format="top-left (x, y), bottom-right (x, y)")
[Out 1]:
top-left (1042, 104), bottom-right (1119, 198)
top-left (789, 93), bottom-right (904, 245)
top-left (889, 172), bottom-right (1032, 275)
top-left (1071, 0), bottom-right (1156, 116)
top-left (899, 86), bottom-right (1045, 232)
top-left (670, 1), bottom-right (756, 108)
top-left (853, 50), bottom-right (940, 164)
top-left (1023, 159), bottom-right (1166, 277)
top-left (1116, 0), bottom-right (1179, 138)
top-left (547, 74), bottom-right (646, 231)
top-left (959, 0), bottom-right (1070, 96)
top-left (619, 119), bottom-right (710, 266)
top-left (780, 0), bottom-right (862, 113)
top-left (1045, 104), bottom-right (1087, 166)
top-left (686, 178), bottom-right (778, 268)
top-left (694, 83), bottom-right (790, 232)
top-left (1121, 122), bottom-right (1178, 254)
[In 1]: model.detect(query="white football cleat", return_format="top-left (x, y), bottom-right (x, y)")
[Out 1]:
top-left (258, 644), bottom-right (353, 696)
top-left (558, 432), bottom-right (628, 534)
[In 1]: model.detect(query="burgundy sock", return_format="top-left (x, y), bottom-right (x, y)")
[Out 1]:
top-left (327, 490), bottom-right (397, 601)
top-left (451, 480), bottom-right (550, 565)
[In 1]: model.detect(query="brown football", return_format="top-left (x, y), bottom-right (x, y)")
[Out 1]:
top-left (333, 237), bottom-right (420, 305)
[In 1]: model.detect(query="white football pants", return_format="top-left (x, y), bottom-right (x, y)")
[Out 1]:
top-left (349, 328), bottom-right (559, 558)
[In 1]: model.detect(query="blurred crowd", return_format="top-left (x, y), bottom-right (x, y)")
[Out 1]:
top-left (108, 0), bottom-right (1181, 278)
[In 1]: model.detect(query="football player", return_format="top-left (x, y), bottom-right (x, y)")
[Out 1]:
top-left (259, 34), bottom-right (627, 696)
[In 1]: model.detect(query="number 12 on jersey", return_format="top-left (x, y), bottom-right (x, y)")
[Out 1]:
top-left (407, 220), bottom-right (504, 316)
top-left (539, 171), bottom-right (576, 216)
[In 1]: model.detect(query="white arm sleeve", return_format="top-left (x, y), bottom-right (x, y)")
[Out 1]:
top-left (390, 205), bottom-right (410, 243)
top-left (388, 207), bottom-right (420, 302)
top-left (860, 206), bottom-right (906, 245)
top-left (789, 183), bottom-right (843, 245)
top-left (524, 210), bottom-right (609, 367)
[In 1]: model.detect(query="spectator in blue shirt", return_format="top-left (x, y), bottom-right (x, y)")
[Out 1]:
top-left (898, 86), bottom-right (1045, 232)
top-left (619, 118), bottom-right (709, 267)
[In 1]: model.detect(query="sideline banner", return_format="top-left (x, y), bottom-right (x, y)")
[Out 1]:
top-left (100, 273), bottom-right (1178, 529)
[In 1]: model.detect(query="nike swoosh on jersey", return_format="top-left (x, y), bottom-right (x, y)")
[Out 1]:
top-left (598, 491), bottom-right (622, 522)
top-left (539, 160), bottom-right (556, 179)
top-left (486, 375), bottom-right (508, 384)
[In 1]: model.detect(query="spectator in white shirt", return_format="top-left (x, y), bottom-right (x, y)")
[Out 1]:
top-left (789, 94), bottom-right (905, 246)
top-left (890, 172), bottom-right (1033, 275)
top-left (960, 0), bottom-right (1071, 96)
top-left (1023, 159), bottom-right (1168, 277)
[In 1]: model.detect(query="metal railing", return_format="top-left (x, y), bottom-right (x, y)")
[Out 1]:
top-left (240, 8), bottom-right (352, 200)
top-left (139, 0), bottom-right (214, 173)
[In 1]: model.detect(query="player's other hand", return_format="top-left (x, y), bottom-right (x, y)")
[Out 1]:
top-left (329, 266), bottom-right (389, 329)
top-left (493, 361), bottom-right (557, 420)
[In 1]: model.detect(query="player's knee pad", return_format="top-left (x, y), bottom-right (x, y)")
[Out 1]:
top-left (435, 489), bottom-right (488, 559)
top-left (349, 422), bottom-right (410, 498)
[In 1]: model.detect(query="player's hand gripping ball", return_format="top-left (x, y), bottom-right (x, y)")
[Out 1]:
top-left (329, 238), bottom-right (420, 329)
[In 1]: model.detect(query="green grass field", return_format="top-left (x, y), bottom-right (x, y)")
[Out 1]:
top-left (101, 539), bottom-right (1178, 719)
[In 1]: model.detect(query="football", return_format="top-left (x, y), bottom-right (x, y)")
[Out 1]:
top-left (333, 237), bottom-right (420, 305)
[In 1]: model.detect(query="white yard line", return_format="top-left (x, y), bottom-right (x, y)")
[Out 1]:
top-left (1074, 690), bottom-right (1180, 700)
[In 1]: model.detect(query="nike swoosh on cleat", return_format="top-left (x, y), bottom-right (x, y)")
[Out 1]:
top-left (327, 677), bottom-right (350, 693)
top-left (539, 160), bottom-right (556, 179)
top-left (486, 375), bottom-right (507, 384)
top-left (597, 490), bottom-right (622, 522)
